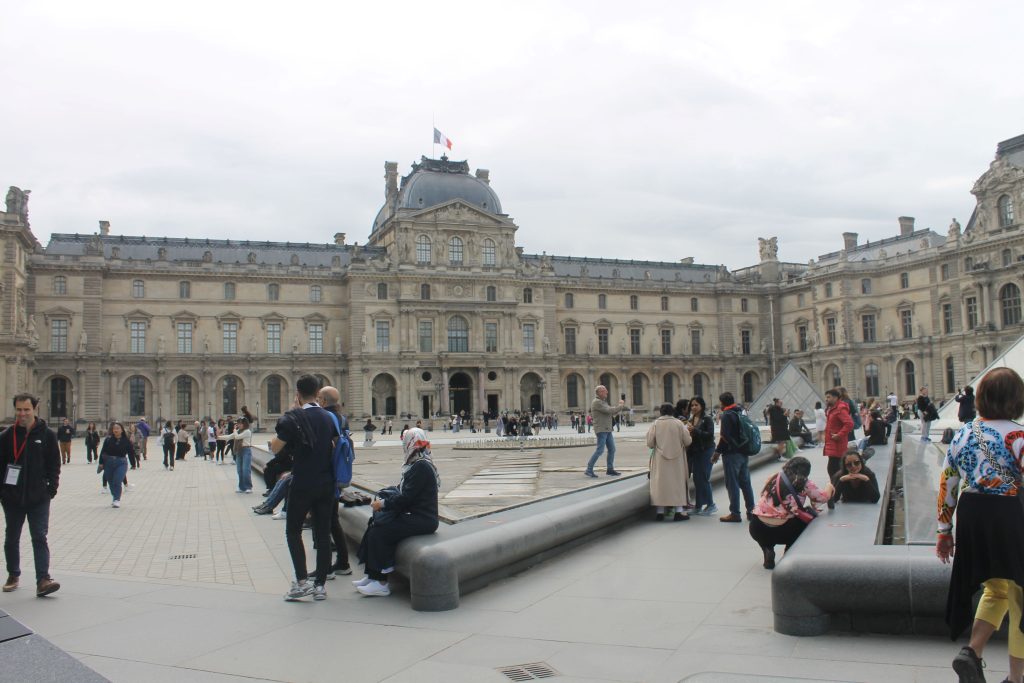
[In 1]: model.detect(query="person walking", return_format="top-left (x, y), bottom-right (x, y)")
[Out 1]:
top-left (937, 367), bottom-right (1024, 683)
top-left (174, 422), bottom-right (190, 462)
top-left (271, 375), bottom-right (340, 602)
top-left (85, 422), bottom-right (100, 464)
top-left (584, 385), bottom-right (627, 478)
top-left (136, 417), bottom-right (150, 461)
top-left (955, 386), bottom-right (977, 424)
top-left (647, 403), bottom-right (693, 520)
top-left (161, 421), bottom-right (175, 469)
top-left (713, 392), bottom-right (756, 523)
top-left (0, 393), bottom-right (61, 596)
top-left (686, 396), bottom-right (717, 516)
top-left (823, 389), bottom-right (854, 480)
top-left (99, 422), bottom-right (134, 508)
top-left (813, 402), bottom-right (826, 444)
top-left (56, 418), bottom-right (74, 465)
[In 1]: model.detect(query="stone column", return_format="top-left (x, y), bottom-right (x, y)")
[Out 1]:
top-left (477, 367), bottom-right (486, 418)
top-left (441, 367), bottom-right (450, 416)
top-left (155, 369), bottom-right (165, 423)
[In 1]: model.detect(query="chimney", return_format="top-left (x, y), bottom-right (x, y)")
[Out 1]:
top-left (842, 232), bottom-right (858, 251)
top-left (898, 216), bottom-right (915, 237)
top-left (475, 169), bottom-right (490, 185)
top-left (333, 232), bottom-right (346, 246)
top-left (384, 162), bottom-right (398, 201)
top-left (99, 220), bottom-right (110, 235)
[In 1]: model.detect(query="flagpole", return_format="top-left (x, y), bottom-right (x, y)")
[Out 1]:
top-left (432, 113), bottom-right (436, 159)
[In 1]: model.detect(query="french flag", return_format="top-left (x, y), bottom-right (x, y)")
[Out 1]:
top-left (433, 128), bottom-right (453, 150)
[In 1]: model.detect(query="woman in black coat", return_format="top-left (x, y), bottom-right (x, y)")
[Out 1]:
top-left (85, 422), bottom-right (101, 464)
top-left (830, 449), bottom-right (880, 504)
top-left (354, 427), bottom-right (439, 597)
top-left (99, 422), bottom-right (135, 508)
top-left (955, 387), bottom-right (976, 423)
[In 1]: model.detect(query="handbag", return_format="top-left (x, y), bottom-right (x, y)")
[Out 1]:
top-left (971, 420), bottom-right (1024, 513)
top-left (776, 471), bottom-right (818, 524)
top-left (784, 438), bottom-right (799, 459)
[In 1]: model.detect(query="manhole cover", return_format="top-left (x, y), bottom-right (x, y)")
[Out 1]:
top-left (498, 662), bottom-right (558, 681)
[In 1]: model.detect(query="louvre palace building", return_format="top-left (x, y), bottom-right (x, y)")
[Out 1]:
top-left (2, 134), bottom-right (1024, 426)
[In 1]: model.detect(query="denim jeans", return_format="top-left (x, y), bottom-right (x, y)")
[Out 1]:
top-left (586, 431), bottom-right (617, 472)
top-left (103, 454), bottom-right (129, 502)
top-left (236, 447), bottom-right (253, 492)
top-left (3, 498), bottom-right (51, 580)
top-left (721, 452), bottom-right (755, 516)
top-left (264, 475), bottom-right (292, 511)
top-left (690, 444), bottom-right (716, 510)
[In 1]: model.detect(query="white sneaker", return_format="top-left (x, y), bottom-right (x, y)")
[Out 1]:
top-left (112, 500), bottom-right (121, 508)
top-left (356, 580), bottom-right (391, 597)
top-left (272, 511), bottom-right (286, 520)
top-left (313, 584), bottom-right (327, 601)
top-left (284, 579), bottom-right (314, 601)
top-left (352, 576), bottom-right (373, 588)
top-left (127, 483), bottom-right (136, 488)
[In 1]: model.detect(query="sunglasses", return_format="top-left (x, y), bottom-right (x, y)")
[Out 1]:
top-left (845, 460), bottom-right (862, 468)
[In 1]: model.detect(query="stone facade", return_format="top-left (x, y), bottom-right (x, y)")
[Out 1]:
top-left (2, 136), bottom-right (1024, 425)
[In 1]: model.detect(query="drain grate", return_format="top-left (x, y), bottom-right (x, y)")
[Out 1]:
top-left (168, 553), bottom-right (197, 560)
top-left (498, 662), bottom-right (558, 681)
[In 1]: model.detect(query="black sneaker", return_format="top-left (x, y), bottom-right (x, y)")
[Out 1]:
top-left (952, 645), bottom-right (985, 683)
top-left (762, 546), bottom-right (776, 570)
top-left (606, 470), bottom-right (621, 476)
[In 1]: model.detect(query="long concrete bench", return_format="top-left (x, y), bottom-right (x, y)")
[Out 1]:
top-left (253, 444), bottom-right (782, 611)
top-left (770, 424), bottom-right (951, 636)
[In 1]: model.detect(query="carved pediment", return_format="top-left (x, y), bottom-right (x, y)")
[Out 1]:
top-left (122, 309), bottom-right (153, 328)
top-left (407, 200), bottom-right (506, 226)
top-left (215, 311), bottom-right (244, 329)
top-left (169, 310), bottom-right (199, 325)
top-left (302, 312), bottom-right (329, 330)
top-left (259, 311), bottom-right (286, 329)
top-left (41, 306), bottom-right (74, 324)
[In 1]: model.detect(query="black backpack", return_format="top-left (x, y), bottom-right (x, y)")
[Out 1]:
top-left (941, 427), bottom-right (955, 444)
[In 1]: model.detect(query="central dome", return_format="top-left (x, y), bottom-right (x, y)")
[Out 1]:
top-left (399, 166), bottom-right (502, 214)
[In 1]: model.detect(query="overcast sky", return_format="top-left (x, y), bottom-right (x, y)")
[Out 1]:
top-left (2, 1), bottom-right (1022, 269)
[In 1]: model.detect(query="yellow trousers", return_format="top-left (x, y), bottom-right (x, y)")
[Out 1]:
top-left (976, 578), bottom-right (1024, 658)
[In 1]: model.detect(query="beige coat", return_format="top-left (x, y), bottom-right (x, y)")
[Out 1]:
top-left (646, 415), bottom-right (693, 507)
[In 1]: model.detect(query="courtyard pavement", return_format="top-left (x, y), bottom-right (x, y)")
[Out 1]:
top-left (0, 426), bottom-right (1001, 682)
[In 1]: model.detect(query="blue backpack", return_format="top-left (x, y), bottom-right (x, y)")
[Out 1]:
top-left (731, 411), bottom-right (762, 456)
top-left (326, 412), bottom-right (354, 487)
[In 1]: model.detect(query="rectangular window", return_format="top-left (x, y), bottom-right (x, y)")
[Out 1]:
top-left (661, 296), bottom-right (669, 312)
top-left (966, 297), bottom-right (978, 330)
top-left (740, 298), bottom-right (749, 313)
top-left (50, 319), bottom-right (68, 352)
top-left (308, 323), bottom-right (324, 354)
top-left (691, 329), bottom-right (701, 355)
top-left (862, 314), bottom-right (876, 342)
top-left (861, 279), bottom-right (872, 295)
top-left (376, 321), bottom-right (390, 353)
top-left (179, 281), bottom-right (191, 299)
top-left (826, 317), bottom-right (836, 345)
top-left (132, 280), bottom-right (145, 298)
top-left (598, 328), bottom-right (609, 355)
top-left (742, 329), bottom-right (752, 355)
top-left (900, 272), bottom-right (909, 289)
top-left (900, 310), bottom-right (913, 338)
top-left (310, 285), bottom-right (321, 303)
top-left (660, 329), bottom-right (671, 355)
top-left (629, 328), bottom-right (641, 355)
top-left (177, 322), bottom-right (193, 353)
top-left (419, 320), bottom-right (434, 353)
top-left (523, 323), bottom-right (535, 353)
top-left (224, 282), bottom-right (235, 300)
top-left (130, 321), bottom-right (146, 353)
top-left (564, 327), bottom-right (576, 355)
top-left (943, 303), bottom-right (953, 334)
top-left (824, 283), bottom-right (833, 298)
top-left (222, 322), bottom-right (238, 354)
top-left (484, 322), bottom-right (497, 353)
top-left (797, 293), bottom-right (805, 307)
top-left (566, 375), bottom-right (578, 408)
top-left (629, 295), bottom-right (638, 311)
top-left (797, 326), bottom-right (807, 352)
top-left (941, 263), bottom-right (950, 281)
top-left (266, 323), bottom-right (281, 354)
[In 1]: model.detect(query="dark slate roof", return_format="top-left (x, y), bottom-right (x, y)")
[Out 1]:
top-left (815, 229), bottom-right (946, 265)
top-left (998, 133), bottom-right (1024, 167)
top-left (524, 254), bottom-right (726, 283)
top-left (43, 234), bottom-right (371, 267)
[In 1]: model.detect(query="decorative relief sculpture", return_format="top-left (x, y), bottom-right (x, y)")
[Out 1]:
top-left (758, 236), bottom-right (779, 261)
top-left (949, 218), bottom-right (961, 239)
top-left (5, 186), bottom-right (29, 224)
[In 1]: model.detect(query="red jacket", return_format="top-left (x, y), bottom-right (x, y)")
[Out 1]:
top-left (823, 400), bottom-right (854, 458)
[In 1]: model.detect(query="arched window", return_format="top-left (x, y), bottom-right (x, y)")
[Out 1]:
top-left (565, 293), bottom-right (574, 309)
top-left (865, 363), bottom-right (879, 397)
top-left (266, 375), bottom-right (282, 414)
top-left (999, 194), bottom-right (1015, 227)
top-left (566, 374), bottom-right (580, 408)
top-left (377, 283), bottom-right (388, 300)
top-left (523, 288), bottom-right (533, 304)
top-left (416, 235), bottom-right (431, 264)
top-left (690, 297), bottom-right (699, 312)
top-left (447, 316), bottom-right (469, 352)
top-left (222, 376), bottom-right (239, 415)
top-left (127, 376), bottom-right (146, 415)
top-left (421, 284), bottom-right (430, 300)
top-left (310, 285), bottom-right (322, 303)
top-left (223, 282), bottom-right (235, 300)
top-left (482, 239), bottom-right (496, 266)
top-left (52, 275), bottom-right (67, 295)
top-left (742, 372), bottom-right (756, 403)
top-left (175, 376), bottom-right (193, 415)
top-left (903, 360), bottom-right (916, 396)
top-left (946, 356), bottom-right (956, 393)
top-left (1001, 283), bottom-right (1022, 326)
top-left (693, 373), bottom-right (706, 399)
top-left (267, 283), bottom-right (279, 301)
top-left (631, 374), bottom-right (644, 405)
top-left (825, 364), bottom-right (841, 390)
top-left (449, 236), bottom-right (464, 265)
top-left (50, 377), bottom-right (68, 418)
top-left (486, 285), bottom-right (496, 302)
top-left (598, 293), bottom-right (607, 310)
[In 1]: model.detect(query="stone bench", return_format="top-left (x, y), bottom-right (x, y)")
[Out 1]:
top-left (254, 443), bottom-right (782, 611)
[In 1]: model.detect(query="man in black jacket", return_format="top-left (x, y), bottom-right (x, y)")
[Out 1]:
top-left (0, 393), bottom-right (61, 596)
top-left (56, 418), bottom-right (74, 465)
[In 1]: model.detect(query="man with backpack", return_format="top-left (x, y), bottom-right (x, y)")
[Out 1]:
top-left (317, 385), bottom-right (354, 578)
top-left (712, 392), bottom-right (757, 523)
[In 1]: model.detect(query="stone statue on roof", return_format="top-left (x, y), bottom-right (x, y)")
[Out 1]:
top-left (5, 186), bottom-right (29, 223)
top-left (758, 236), bottom-right (778, 261)
top-left (949, 218), bottom-right (961, 239)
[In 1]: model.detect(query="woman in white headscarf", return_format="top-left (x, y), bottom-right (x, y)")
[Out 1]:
top-left (353, 428), bottom-right (440, 597)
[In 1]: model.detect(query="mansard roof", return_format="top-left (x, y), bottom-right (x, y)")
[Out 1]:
top-left (815, 228), bottom-right (946, 266)
top-left (523, 254), bottom-right (727, 283)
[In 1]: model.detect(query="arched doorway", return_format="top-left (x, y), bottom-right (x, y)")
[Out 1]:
top-left (449, 372), bottom-right (472, 417)
top-left (371, 373), bottom-right (398, 416)
top-left (520, 372), bottom-right (542, 412)
top-left (49, 376), bottom-right (71, 420)
top-left (599, 372), bottom-right (619, 401)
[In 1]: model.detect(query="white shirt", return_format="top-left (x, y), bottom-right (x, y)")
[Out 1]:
top-left (887, 393), bottom-right (898, 407)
